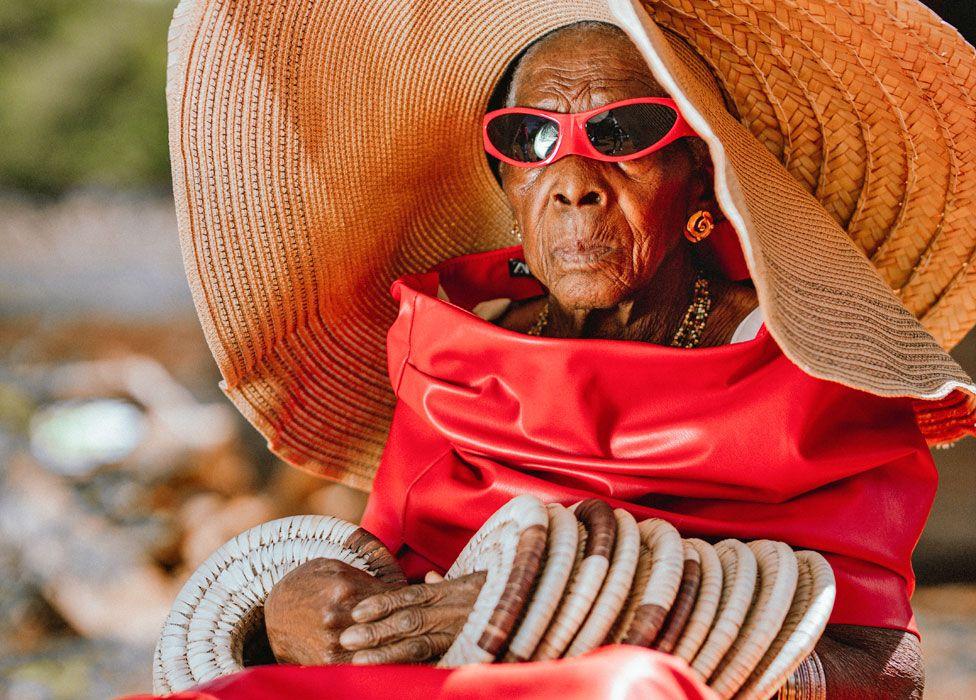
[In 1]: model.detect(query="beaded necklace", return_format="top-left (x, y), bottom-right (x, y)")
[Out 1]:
top-left (526, 272), bottom-right (712, 348)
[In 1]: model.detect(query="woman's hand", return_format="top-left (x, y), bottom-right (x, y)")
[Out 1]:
top-left (338, 570), bottom-right (487, 664)
top-left (264, 558), bottom-right (399, 665)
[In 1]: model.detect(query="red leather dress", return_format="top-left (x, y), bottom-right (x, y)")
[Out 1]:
top-left (139, 247), bottom-right (937, 699)
top-left (362, 246), bottom-right (937, 634)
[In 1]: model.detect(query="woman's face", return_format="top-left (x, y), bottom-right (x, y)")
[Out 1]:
top-left (501, 27), bottom-right (712, 310)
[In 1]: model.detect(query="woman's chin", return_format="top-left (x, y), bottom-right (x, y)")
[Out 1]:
top-left (549, 273), bottom-right (630, 311)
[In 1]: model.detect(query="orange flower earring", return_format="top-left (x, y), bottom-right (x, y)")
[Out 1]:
top-left (684, 210), bottom-right (714, 243)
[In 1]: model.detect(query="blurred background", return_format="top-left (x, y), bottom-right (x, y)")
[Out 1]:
top-left (0, 1), bottom-right (973, 698)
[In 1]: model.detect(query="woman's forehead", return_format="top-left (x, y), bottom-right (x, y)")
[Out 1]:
top-left (508, 27), bottom-right (668, 110)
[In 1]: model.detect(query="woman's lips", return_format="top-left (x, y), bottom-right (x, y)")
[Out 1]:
top-left (552, 245), bottom-right (614, 268)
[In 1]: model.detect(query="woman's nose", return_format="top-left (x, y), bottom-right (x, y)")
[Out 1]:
top-left (549, 159), bottom-right (610, 208)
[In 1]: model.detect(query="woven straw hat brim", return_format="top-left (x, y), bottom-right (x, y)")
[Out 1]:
top-left (168, 0), bottom-right (976, 487)
top-left (152, 515), bottom-right (405, 694)
top-left (439, 494), bottom-right (548, 667)
top-left (503, 503), bottom-right (580, 662)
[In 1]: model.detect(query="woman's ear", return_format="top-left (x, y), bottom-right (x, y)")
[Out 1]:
top-left (681, 139), bottom-right (719, 217)
top-left (690, 158), bottom-right (722, 221)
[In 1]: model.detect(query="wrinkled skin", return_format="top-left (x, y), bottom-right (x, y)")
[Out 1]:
top-left (266, 559), bottom-right (485, 665)
top-left (819, 625), bottom-right (924, 699)
top-left (265, 558), bottom-right (396, 665)
top-left (264, 23), bottom-right (923, 696)
top-left (494, 22), bottom-right (757, 343)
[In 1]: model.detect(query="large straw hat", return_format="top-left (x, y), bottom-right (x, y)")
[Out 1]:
top-left (167, 0), bottom-right (976, 489)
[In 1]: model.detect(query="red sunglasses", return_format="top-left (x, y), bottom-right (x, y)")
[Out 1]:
top-left (483, 97), bottom-right (697, 167)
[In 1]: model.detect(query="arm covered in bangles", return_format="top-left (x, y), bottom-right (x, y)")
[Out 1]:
top-left (782, 625), bottom-right (923, 700)
top-left (265, 559), bottom-right (924, 700)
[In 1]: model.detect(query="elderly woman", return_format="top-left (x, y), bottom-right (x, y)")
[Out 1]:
top-left (162, 0), bottom-right (976, 698)
top-left (263, 22), bottom-right (924, 698)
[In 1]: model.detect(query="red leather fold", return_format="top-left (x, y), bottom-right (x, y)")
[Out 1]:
top-left (125, 646), bottom-right (715, 700)
top-left (363, 246), bottom-right (937, 633)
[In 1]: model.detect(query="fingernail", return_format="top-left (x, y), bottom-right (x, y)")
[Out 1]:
top-left (339, 626), bottom-right (364, 649)
top-left (351, 651), bottom-right (373, 665)
top-left (351, 605), bottom-right (371, 623)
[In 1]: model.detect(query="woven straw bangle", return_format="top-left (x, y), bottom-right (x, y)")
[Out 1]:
top-left (710, 540), bottom-right (799, 697)
top-left (503, 503), bottom-right (579, 662)
top-left (531, 499), bottom-right (615, 661)
top-left (775, 651), bottom-right (826, 700)
top-left (652, 540), bottom-right (702, 654)
top-left (573, 499), bottom-right (617, 559)
top-left (438, 494), bottom-right (547, 667)
top-left (565, 509), bottom-right (640, 656)
top-left (610, 518), bottom-right (684, 647)
top-left (739, 551), bottom-right (836, 700)
top-left (152, 516), bottom-right (405, 694)
top-left (691, 539), bottom-right (758, 680)
top-left (673, 538), bottom-right (723, 663)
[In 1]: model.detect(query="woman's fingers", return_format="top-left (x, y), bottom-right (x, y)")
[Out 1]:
top-left (350, 632), bottom-right (455, 665)
top-left (424, 570), bottom-right (445, 584)
top-left (340, 606), bottom-right (471, 650)
top-left (353, 572), bottom-right (485, 624)
top-left (351, 582), bottom-right (439, 623)
top-left (342, 573), bottom-right (486, 659)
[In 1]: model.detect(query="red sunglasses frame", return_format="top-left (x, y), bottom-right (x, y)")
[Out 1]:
top-left (482, 96), bottom-right (697, 168)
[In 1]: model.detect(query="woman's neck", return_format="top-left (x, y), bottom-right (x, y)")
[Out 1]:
top-left (546, 244), bottom-right (699, 343)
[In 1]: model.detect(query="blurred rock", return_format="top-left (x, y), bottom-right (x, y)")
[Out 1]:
top-left (34, 357), bottom-right (238, 482)
top-left (0, 544), bottom-right (71, 657)
top-left (184, 447), bottom-right (257, 499)
top-left (29, 399), bottom-right (145, 478)
top-left (264, 463), bottom-right (330, 514)
top-left (78, 472), bottom-right (149, 524)
top-left (0, 456), bottom-right (174, 645)
top-left (0, 638), bottom-right (150, 700)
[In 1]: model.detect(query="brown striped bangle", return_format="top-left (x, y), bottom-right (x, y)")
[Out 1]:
top-left (776, 651), bottom-right (826, 700)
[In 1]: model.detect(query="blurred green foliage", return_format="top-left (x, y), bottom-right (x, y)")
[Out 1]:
top-left (0, 0), bottom-right (173, 195)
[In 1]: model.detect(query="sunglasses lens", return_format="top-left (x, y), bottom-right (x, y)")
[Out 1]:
top-left (585, 102), bottom-right (678, 157)
top-left (486, 113), bottom-right (560, 163)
